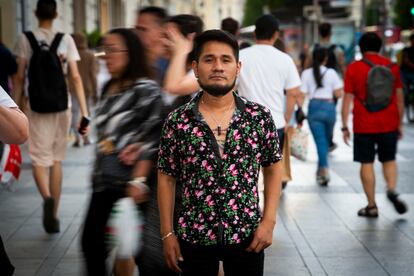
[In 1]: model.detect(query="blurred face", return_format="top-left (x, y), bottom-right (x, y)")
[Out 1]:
top-left (135, 13), bottom-right (166, 58)
top-left (192, 41), bottom-right (240, 97)
top-left (103, 33), bottom-right (129, 78)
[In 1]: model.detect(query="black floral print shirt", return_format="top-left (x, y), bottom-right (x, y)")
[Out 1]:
top-left (158, 91), bottom-right (281, 245)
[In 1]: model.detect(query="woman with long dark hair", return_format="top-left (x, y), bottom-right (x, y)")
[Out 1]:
top-left (81, 28), bottom-right (163, 275)
top-left (299, 47), bottom-right (343, 185)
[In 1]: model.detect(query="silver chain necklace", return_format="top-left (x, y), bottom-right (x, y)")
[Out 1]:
top-left (201, 96), bottom-right (234, 136)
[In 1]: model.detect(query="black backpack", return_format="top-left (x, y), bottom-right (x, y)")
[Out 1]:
top-left (24, 31), bottom-right (68, 113)
top-left (357, 58), bottom-right (395, 112)
top-left (314, 43), bottom-right (339, 72)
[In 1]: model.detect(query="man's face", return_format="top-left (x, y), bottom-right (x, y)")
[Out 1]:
top-left (135, 13), bottom-right (166, 58)
top-left (192, 41), bottom-right (241, 97)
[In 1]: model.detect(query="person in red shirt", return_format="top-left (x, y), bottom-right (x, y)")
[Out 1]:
top-left (341, 32), bottom-right (407, 217)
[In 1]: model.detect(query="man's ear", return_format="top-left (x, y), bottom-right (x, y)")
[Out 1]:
top-left (236, 61), bottom-right (241, 76)
top-left (192, 60), bottom-right (199, 78)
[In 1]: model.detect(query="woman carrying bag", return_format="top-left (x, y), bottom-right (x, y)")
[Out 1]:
top-left (299, 47), bottom-right (343, 185)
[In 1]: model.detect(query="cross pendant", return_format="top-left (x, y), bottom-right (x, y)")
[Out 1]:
top-left (217, 126), bottom-right (222, 136)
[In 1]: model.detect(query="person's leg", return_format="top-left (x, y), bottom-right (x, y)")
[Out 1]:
top-left (377, 131), bottom-right (407, 214)
top-left (222, 237), bottom-right (264, 276)
top-left (32, 165), bottom-right (51, 199)
top-left (178, 240), bottom-right (219, 276)
top-left (114, 258), bottom-right (135, 276)
top-left (0, 235), bottom-right (14, 276)
top-left (308, 115), bottom-right (328, 174)
top-left (354, 133), bottom-right (378, 217)
top-left (360, 163), bottom-right (376, 207)
top-left (50, 161), bottom-right (62, 217)
top-left (82, 190), bottom-right (121, 275)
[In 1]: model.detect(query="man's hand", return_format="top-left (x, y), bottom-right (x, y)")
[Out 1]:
top-left (342, 129), bottom-right (350, 146)
top-left (246, 219), bottom-right (275, 253)
top-left (163, 235), bottom-right (183, 273)
top-left (118, 143), bottom-right (142, 165)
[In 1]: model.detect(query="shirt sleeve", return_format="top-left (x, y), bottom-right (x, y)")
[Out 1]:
top-left (330, 70), bottom-right (343, 91)
top-left (14, 34), bottom-right (30, 60)
top-left (157, 114), bottom-right (180, 177)
top-left (0, 86), bottom-right (17, 108)
top-left (300, 71), bottom-right (309, 94)
top-left (284, 55), bottom-right (301, 90)
top-left (260, 107), bottom-right (282, 167)
top-left (62, 34), bottom-right (80, 62)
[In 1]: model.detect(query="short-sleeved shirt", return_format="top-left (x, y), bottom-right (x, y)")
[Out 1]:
top-left (0, 86), bottom-right (17, 108)
top-left (300, 66), bottom-right (343, 99)
top-left (344, 53), bottom-right (403, 134)
top-left (238, 45), bottom-right (301, 128)
top-left (158, 91), bottom-right (282, 246)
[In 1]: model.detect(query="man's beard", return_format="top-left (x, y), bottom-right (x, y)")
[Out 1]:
top-left (198, 78), bottom-right (236, 97)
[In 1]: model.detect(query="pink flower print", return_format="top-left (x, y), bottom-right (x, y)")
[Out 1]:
top-left (233, 129), bottom-right (241, 141)
top-left (232, 233), bottom-right (240, 243)
top-left (247, 138), bottom-right (257, 149)
top-left (222, 153), bottom-right (228, 159)
top-left (266, 131), bottom-right (275, 139)
top-left (205, 195), bottom-right (214, 207)
top-left (178, 217), bottom-right (187, 228)
top-left (229, 198), bottom-right (235, 206)
top-left (220, 188), bottom-right (226, 194)
top-left (202, 160), bottom-right (213, 171)
top-left (222, 222), bottom-right (229, 228)
top-left (208, 216), bottom-right (214, 221)
top-left (195, 190), bottom-right (204, 198)
top-left (207, 230), bottom-right (216, 240)
top-left (229, 164), bottom-right (238, 176)
top-left (192, 127), bottom-right (203, 137)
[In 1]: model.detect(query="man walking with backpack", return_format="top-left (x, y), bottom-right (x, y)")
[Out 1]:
top-left (341, 32), bottom-right (407, 218)
top-left (13, 0), bottom-right (89, 233)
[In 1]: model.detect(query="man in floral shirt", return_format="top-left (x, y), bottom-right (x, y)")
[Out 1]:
top-left (158, 30), bottom-right (282, 276)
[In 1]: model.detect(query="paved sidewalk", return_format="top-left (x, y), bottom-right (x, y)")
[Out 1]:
top-left (1, 124), bottom-right (414, 275)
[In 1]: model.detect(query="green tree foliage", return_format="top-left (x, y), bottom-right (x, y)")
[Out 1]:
top-left (366, 0), bottom-right (381, 26)
top-left (242, 0), bottom-right (284, 27)
top-left (393, 0), bottom-right (413, 30)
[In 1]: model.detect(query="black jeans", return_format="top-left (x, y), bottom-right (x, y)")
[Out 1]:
top-left (81, 189), bottom-right (125, 275)
top-left (178, 237), bottom-right (264, 276)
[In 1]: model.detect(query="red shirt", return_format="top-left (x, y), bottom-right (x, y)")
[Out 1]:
top-left (344, 53), bottom-right (402, 134)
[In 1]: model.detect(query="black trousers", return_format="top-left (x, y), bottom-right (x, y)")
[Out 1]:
top-left (178, 237), bottom-right (264, 276)
top-left (0, 235), bottom-right (14, 276)
top-left (81, 189), bottom-right (124, 275)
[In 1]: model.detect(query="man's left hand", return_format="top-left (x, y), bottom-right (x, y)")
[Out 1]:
top-left (246, 219), bottom-right (275, 253)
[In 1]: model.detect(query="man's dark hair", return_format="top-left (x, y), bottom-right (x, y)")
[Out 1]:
top-left (409, 33), bottom-right (414, 42)
top-left (318, 23), bottom-right (332, 38)
top-left (193, 30), bottom-right (239, 62)
top-left (358, 32), bottom-right (382, 53)
top-left (221, 17), bottom-right (239, 36)
top-left (167, 14), bottom-right (203, 37)
top-left (254, 14), bottom-right (279, 40)
top-left (138, 6), bottom-right (168, 25)
top-left (107, 28), bottom-right (151, 81)
top-left (36, 0), bottom-right (57, 20)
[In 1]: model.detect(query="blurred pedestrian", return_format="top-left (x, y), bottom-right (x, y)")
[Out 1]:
top-left (0, 41), bottom-right (17, 95)
top-left (0, 85), bottom-right (28, 276)
top-left (13, 0), bottom-right (89, 233)
top-left (237, 14), bottom-right (301, 189)
top-left (134, 6), bottom-right (169, 84)
top-left (305, 22), bottom-right (346, 152)
top-left (70, 32), bottom-right (97, 147)
top-left (299, 47), bottom-right (343, 185)
top-left (400, 33), bottom-right (414, 122)
top-left (158, 29), bottom-right (282, 276)
top-left (81, 28), bottom-right (163, 276)
top-left (341, 32), bottom-right (407, 217)
top-left (221, 17), bottom-right (240, 37)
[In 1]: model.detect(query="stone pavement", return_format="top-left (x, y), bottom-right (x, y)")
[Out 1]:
top-left (1, 123), bottom-right (414, 276)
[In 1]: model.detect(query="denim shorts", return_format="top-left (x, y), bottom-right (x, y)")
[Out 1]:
top-left (353, 131), bottom-right (398, 163)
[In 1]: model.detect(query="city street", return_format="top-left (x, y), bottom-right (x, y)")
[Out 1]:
top-left (1, 121), bottom-right (414, 276)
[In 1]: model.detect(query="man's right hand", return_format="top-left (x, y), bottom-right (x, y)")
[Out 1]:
top-left (163, 235), bottom-right (183, 273)
top-left (342, 129), bottom-right (350, 145)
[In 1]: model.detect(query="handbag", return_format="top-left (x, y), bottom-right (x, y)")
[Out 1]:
top-left (290, 127), bottom-right (309, 161)
top-left (281, 129), bottom-right (292, 182)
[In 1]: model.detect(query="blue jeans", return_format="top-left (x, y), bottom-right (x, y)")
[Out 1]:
top-left (307, 99), bottom-right (336, 169)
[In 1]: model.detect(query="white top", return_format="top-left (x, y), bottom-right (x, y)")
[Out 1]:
top-left (300, 66), bottom-right (343, 99)
top-left (0, 86), bottom-right (17, 108)
top-left (14, 27), bottom-right (80, 73)
top-left (237, 44), bottom-right (301, 128)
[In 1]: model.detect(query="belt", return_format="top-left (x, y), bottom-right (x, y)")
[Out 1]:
top-left (311, 98), bottom-right (334, 103)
